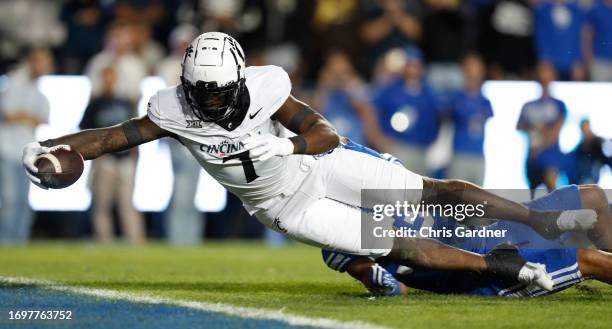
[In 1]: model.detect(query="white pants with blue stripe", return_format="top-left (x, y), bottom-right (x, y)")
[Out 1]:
top-left (255, 145), bottom-right (423, 257)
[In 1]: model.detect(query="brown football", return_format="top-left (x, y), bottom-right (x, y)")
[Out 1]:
top-left (34, 148), bottom-right (84, 189)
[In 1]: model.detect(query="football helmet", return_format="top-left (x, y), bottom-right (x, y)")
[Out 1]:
top-left (181, 32), bottom-right (246, 122)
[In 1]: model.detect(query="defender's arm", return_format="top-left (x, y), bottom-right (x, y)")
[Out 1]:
top-left (38, 115), bottom-right (171, 160)
top-left (273, 95), bottom-right (341, 154)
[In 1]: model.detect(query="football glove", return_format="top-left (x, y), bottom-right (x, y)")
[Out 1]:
top-left (22, 142), bottom-right (71, 189)
top-left (241, 133), bottom-right (294, 162)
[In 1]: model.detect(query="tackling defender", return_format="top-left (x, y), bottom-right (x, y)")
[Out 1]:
top-left (323, 184), bottom-right (612, 297)
top-left (22, 32), bottom-right (599, 290)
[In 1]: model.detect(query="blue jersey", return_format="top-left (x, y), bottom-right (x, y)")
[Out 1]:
top-left (518, 96), bottom-right (567, 167)
top-left (320, 89), bottom-right (366, 145)
top-left (534, 2), bottom-right (585, 73)
top-left (449, 90), bottom-right (493, 156)
top-left (372, 79), bottom-right (441, 147)
top-left (587, 1), bottom-right (612, 60)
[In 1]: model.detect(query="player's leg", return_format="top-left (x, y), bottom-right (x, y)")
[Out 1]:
top-left (578, 184), bottom-right (612, 251)
top-left (283, 197), bottom-right (552, 290)
top-left (116, 157), bottom-right (145, 244)
top-left (322, 145), bottom-right (594, 241)
top-left (91, 156), bottom-right (116, 242)
top-left (576, 248), bottom-right (612, 285)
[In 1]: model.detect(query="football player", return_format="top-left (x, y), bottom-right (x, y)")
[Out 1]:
top-left (323, 183), bottom-right (612, 297)
top-left (22, 32), bottom-right (599, 291)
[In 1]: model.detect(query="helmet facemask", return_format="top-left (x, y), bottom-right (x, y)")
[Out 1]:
top-left (181, 77), bottom-right (245, 123)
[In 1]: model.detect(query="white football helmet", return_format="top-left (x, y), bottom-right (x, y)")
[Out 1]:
top-left (181, 32), bottom-right (246, 122)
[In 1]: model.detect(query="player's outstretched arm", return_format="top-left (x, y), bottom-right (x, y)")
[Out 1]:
top-left (22, 115), bottom-right (171, 185)
top-left (36, 115), bottom-right (170, 160)
top-left (273, 95), bottom-right (341, 155)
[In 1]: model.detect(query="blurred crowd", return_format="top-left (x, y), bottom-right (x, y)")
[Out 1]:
top-left (0, 0), bottom-right (611, 244)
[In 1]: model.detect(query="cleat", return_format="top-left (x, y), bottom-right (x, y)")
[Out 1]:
top-left (518, 262), bottom-right (554, 291)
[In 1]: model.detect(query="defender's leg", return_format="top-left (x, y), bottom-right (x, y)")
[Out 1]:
top-left (577, 248), bottom-right (612, 284)
top-left (579, 184), bottom-right (612, 251)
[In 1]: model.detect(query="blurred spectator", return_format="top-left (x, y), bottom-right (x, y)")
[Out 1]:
top-left (477, 0), bottom-right (536, 79)
top-left (132, 23), bottom-right (165, 73)
top-left (115, 0), bottom-right (164, 25)
top-left (313, 50), bottom-right (386, 148)
top-left (157, 25), bottom-right (204, 245)
top-left (79, 66), bottom-right (145, 244)
top-left (422, 0), bottom-right (469, 96)
top-left (360, 0), bottom-right (423, 77)
top-left (371, 47), bottom-right (442, 175)
top-left (0, 48), bottom-right (52, 243)
top-left (584, 0), bottom-right (612, 81)
top-left (302, 0), bottom-right (361, 80)
top-left (85, 22), bottom-right (147, 101)
top-left (446, 53), bottom-right (493, 185)
top-left (0, 0), bottom-right (65, 72)
top-left (534, 0), bottom-right (586, 81)
top-left (59, 0), bottom-right (108, 74)
top-left (158, 25), bottom-right (199, 85)
top-left (566, 119), bottom-right (612, 184)
top-left (517, 62), bottom-right (566, 195)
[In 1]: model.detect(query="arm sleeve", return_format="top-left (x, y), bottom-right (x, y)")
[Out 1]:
top-left (266, 66), bottom-right (292, 117)
top-left (146, 92), bottom-right (163, 127)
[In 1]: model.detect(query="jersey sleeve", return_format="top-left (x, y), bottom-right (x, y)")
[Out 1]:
top-left (264, 66), bottom-right (292, 117)
top-left (146, 91), bottom-right (163, 127)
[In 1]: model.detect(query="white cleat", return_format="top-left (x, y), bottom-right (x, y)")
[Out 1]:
top-left (518, 262), bottom-right (554, 291)
top-left (557, 209), bottom-right (598, 232)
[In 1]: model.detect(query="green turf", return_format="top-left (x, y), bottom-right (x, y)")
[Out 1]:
top-left (0, 242), bottom-right (610, 329)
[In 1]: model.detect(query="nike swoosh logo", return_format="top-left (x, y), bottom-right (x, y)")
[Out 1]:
top-left (249, 107), bottom-right (263, 119)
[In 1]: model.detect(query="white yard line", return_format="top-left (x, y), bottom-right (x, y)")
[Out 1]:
top-left (0, 276), bottom-right (395, 329)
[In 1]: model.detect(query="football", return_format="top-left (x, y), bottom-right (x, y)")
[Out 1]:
top-left (34, 148), bottom-right (84, 189)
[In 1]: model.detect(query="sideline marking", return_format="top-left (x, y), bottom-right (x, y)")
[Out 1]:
top-left (0, 276), bottom-right (394, 329)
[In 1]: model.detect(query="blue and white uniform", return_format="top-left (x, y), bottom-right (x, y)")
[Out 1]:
top-left (322, 145), bottom-right (584, 297)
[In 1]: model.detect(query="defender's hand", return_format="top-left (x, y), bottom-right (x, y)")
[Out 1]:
top-left (22, 142), bottom-right (71, 189)
top-left (242, 134), bottom-right (293, 161)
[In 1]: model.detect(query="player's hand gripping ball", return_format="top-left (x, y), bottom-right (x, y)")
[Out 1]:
top-left (23, 144), bottom-right (84, 189)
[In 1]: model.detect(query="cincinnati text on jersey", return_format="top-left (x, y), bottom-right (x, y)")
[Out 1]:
top-left (199, 140), bottom-right (244, 156)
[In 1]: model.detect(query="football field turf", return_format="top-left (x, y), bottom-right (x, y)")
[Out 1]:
top-left (0, 242), bottom-right (610, 329)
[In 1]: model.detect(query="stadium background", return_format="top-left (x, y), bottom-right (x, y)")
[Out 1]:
top-left (0, 0), bottom-right (611, 245)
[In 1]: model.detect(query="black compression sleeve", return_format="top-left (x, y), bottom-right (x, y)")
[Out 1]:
top-left (289, 135), bottom-right (308, 154)
top-left (121, 119), bottom-right (145, 146)
top-left (287, 106), bottom-right (316, 133)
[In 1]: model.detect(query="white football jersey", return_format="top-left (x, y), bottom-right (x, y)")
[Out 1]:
top-left (147, 65), bottom-right (305, 213)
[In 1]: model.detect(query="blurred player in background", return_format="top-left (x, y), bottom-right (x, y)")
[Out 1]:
top-left (446, 53), bottom-right (493, 185)
top-left (23, 32), bottom-right (600, 290)
top-left (0, 48), bottom-right (52, 243)
top-left (157, 24), bottom-right (203, 245)
top-left (533, 0), bottom-right (586, 81)
top-left (566, 119), bottom-right (612, 185)
top-left (371, 47), bottom-right (442, 176)
top-left (584, 0), bottom-right (612, 81)
top-left (517, 61), bottom-right (566, 196)
top-left (79, 65), bottom-right (145, 244)
top-left (312, 50), bottom-right (388, 150)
